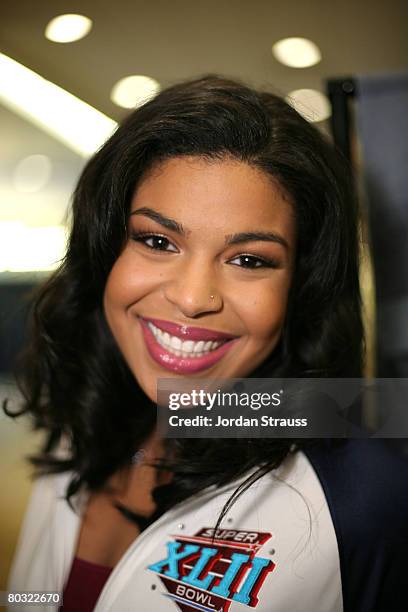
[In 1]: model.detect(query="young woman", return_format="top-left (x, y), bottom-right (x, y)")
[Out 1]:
top-left (6, 76), bottom-right (408, 612)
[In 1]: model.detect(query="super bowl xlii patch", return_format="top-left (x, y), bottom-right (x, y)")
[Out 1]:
top-left (147, 527), bottom-right (275, 611)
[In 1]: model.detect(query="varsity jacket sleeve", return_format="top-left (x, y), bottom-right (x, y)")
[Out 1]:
top-left (303, 439), bottom-right (408, 612)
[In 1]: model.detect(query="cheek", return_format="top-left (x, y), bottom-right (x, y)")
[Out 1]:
top-left (103, 250), bottom-right (156, 311)
top-left (236, 278), bottom-right (291, 340)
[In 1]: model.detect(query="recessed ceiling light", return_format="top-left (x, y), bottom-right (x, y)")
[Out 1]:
top-left (45, 14), bottom-right (93, 43)
top-left (0, 52), bottom-right (117, 157)
top-left (110, 75), bottom-right (161, 109)
top-left (272, 37), bottom-right (322, 68)
top-left (286, 89), bottom-right (331, 123)
top-left (12, 155), bottom-right (52, 193)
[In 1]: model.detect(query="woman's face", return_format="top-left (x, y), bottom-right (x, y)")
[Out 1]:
top-left (103, 156), bottom-right (296, 402)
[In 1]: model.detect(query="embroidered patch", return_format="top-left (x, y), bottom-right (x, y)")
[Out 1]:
top-left (147, 527), bottom-right (275, 611)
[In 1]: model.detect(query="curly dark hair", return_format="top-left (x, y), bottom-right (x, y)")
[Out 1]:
top-left (4, 75), bottom-right (364, 523)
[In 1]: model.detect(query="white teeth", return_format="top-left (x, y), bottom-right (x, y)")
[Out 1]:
top-left (147, 321), bottom-right (226, 358)
top-left (170, 336), bottom-right (182, 350)
top-left (193, 341), bottom-right (205, 353)
top-left (181, 340), bottom-right (195, 352)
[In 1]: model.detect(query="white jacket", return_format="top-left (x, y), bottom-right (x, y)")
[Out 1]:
top-left (8, 450), bottom-right (342, 612)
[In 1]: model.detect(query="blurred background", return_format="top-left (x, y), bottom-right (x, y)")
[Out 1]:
top-left (1, 0), bottom-right (407, 591)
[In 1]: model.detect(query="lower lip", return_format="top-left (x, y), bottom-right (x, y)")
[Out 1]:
top-left (139, 318), bottom-right (239, 374)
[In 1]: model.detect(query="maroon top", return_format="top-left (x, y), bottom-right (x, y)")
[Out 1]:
top-left (60, 557), bottom-right (113, 612)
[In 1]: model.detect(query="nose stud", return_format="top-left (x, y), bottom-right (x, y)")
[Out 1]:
top-left (210, 295), bottom-right (214, 300)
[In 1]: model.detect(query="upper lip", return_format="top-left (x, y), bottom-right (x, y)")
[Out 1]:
top-left (140, 316), bottom-right (239, 341)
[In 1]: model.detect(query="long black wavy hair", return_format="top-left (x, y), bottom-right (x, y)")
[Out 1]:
top-left (5, 75), bottom-right (364, 521)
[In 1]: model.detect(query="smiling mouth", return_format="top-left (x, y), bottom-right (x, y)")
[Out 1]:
top-left (147, 320), bottom-right (229, 358)
top-left (139, 317), bottom-right (239, 374)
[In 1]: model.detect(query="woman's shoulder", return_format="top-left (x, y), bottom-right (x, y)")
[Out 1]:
top-left (8, 469), bottom-right (82, 597)
top-left (302, 438), bottom-right (408, 610)
top-left (11, 469), bottom-right (77, 555)
top-left (303, 439), bottom-right (408, 533)
top-left (22, 434), bottom-right (84, 512)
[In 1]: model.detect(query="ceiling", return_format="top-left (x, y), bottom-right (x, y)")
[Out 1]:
top-left (0, 0), bottom-right (407, 277)
top-left (1, 0), bottom-right (407, 123)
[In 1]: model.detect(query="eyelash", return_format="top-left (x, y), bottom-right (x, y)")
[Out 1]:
top-left (130, 231), bottom-right (281, 270)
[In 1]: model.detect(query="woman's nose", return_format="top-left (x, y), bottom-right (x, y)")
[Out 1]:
top-left (163, 259), bottom-right (223, 318)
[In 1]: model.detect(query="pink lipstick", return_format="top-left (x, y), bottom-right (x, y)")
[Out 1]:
top-left (141, 317), bottom-right (238, 341)
top-left (139, 317), bottom-right (239, 374)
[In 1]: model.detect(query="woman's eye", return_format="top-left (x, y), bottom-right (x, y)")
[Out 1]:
top-left (130, 232), bottom-right (178, 252)
top-left (130, 234), bottom-right (279, 268)
top-left (229, 254), bottom-right (280, 269)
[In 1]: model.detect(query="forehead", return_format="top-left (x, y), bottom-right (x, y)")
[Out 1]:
top-left (130, 156), bottom-right (295, 234)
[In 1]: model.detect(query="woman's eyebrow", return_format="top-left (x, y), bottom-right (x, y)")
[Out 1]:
top-left (225, 231), bottom-right (289, 250)
top-left (130, 207), bottom-right (186, 235)
top-left (130, 207), bottom-right (289, 250)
